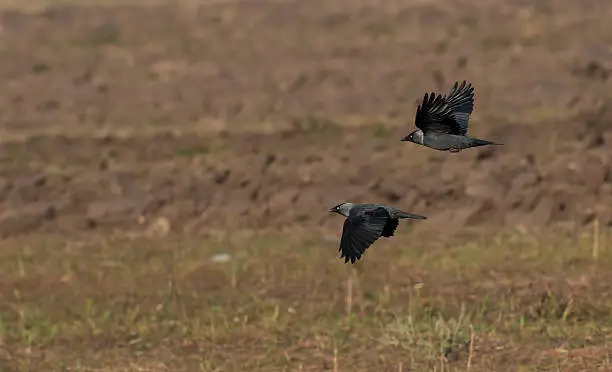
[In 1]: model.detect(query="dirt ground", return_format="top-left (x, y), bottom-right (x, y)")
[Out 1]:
top-left (1, 0), bottom-right (612, 238)
top-left (1, 0), bottom-right (612, 371)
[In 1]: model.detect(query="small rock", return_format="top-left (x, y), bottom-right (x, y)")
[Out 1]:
top-left (145, 217), bottom-right (171, 237)
top-left (211, 253), bottom-right (231, 263)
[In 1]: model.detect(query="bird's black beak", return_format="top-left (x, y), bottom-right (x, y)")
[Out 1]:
top-left (400, 136), bottom-right (410, 142)
top-left (328, 207), bottom-right (336, 213)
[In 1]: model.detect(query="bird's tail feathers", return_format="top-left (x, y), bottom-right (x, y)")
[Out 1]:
top-left (396, 210), bottom-right (427, 220)
top-left (472, 138), bottom-right (503, 146)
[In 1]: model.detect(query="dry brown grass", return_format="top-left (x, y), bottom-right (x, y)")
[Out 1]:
top-left (0, 229), bottom-right (611, 371)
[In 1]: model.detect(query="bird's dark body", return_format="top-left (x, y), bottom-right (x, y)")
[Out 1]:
top-left (329, 203), bottom-right (427, 264)
top-left (422, 132), bottom-right (499, 152)
top-left (347, 204), bottom-right (402, 238)
top-left (401, 81), bottom-right (502, 152)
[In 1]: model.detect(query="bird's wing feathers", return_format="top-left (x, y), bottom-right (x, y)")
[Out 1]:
top-left (339, 207), bottom-right (389, 264)
top-left (444, 81), bottom-right (474, 135)
top-left (414, 81), bottom-right (474, 135)
top-left (381, 218), bottom-right (399, 238)
top-left (414, 92), bottom-right (454, 133)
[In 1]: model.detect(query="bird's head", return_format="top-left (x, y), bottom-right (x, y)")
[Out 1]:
top-left (328, 202), bottom-right (353, 217)
top-left (401, 129), bottom-right (424, 145)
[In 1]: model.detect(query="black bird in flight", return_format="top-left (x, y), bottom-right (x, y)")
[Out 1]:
top-left (328, 202), bottom-right (427, 264)
top-left (401, 81), bottom-right (503, 152)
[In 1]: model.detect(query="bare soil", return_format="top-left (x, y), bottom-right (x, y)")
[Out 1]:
top-left (2, 0), bottom-right (612, 239)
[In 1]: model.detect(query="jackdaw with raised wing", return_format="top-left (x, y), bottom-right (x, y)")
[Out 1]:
top-left (328, 202), bottom-right (427, 264)
top-left (401, 80), bottom-right (502, 152)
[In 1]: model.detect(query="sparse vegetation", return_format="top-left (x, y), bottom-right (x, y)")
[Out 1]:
top-left (0, 231), bottom-right (611, 370)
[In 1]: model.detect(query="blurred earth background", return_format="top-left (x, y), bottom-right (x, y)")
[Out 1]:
top-left (1, 0), bottom-right (612, 370)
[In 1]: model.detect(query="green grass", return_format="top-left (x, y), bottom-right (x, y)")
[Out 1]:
top-left (0, 229), bottom-right (611, 371)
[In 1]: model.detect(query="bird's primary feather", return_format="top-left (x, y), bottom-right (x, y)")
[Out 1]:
top-left (414, 80), bottom-right (474, 136)
top-left (444, 81), bottom-right (474, 135)
top-left (339, 207), bottom-right (389, 264)
top-left (414, 92), bottom-right (454, 133)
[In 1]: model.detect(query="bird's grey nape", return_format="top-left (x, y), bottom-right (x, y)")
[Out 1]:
top-left (411, 129), bottom-right (424, 145)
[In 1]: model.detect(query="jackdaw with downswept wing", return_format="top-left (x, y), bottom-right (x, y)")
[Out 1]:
top-left (328, 202), bottom-right (427, 264)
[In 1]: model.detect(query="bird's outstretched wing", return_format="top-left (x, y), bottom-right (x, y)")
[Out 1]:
top-left (339, 207), bottom-right (389, 264)
top-left (444, 80), bottom-right (474, 135)
top-left (414, 92), bottom-right (459, 135)
top-left (415, 81), bottom-right (474, 135)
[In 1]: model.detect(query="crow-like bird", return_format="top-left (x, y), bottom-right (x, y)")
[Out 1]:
top-left (328, 202), bottom-right (427, 264)
top-left (401, 81), bottom-right (503, 152)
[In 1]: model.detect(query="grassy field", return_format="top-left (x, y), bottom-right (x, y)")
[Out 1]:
top-left (1, 228), bottom-right (611, 371)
